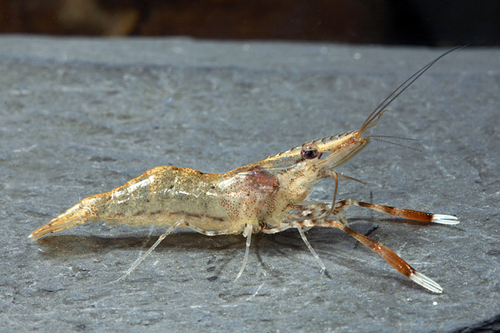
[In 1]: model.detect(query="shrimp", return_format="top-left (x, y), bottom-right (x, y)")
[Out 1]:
top-left (29, 47), bottom-right (462, 293)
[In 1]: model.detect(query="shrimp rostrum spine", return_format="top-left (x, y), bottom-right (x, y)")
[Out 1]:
top-left (29, 48), bottom-right (461, 293)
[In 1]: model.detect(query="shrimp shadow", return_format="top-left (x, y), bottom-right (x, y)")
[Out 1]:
top-left (31, 217), bottom-right (443, 285)
top-left (31, 229), bottom-right (340, 280)
top-left (33, 231), bottom-right (245, 256)
top-left (32, 231), bottom-right (248, 280)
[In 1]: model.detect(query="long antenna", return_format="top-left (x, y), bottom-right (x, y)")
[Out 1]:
top-left (357, 45), bottom-right (466, 137)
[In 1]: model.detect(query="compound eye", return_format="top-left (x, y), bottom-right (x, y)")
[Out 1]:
top-left (301, 144), bottom-right (321, 160)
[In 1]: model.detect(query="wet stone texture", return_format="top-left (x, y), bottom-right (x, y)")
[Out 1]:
top-left (0, 37), bottom-right (499, 332)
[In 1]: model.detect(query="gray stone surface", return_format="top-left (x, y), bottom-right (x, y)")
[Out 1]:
top-left (1, 36), bottom-right (499, 332)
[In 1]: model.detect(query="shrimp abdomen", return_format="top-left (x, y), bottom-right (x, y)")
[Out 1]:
top-left (29, 166), bottom-right (233, 240)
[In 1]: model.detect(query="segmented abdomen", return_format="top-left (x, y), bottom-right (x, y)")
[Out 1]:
top-left (92, 166), bottom-right (233, 230)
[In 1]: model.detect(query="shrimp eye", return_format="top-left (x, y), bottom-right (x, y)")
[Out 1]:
top-left (301, 144), bottom-right (321, 160)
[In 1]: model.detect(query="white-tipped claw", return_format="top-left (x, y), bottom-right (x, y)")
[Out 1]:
top-left (410, 271), bottom-right (443, 293)
top-left (431, 214), bottom-right (460, 225)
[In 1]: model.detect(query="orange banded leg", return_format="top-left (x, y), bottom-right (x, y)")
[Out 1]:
top-left (336, 199), bottom-right (459, 224)
top-left (298, 218), bottom-right (443, 293)
top-left (290, 201), bottom-right (459, 225)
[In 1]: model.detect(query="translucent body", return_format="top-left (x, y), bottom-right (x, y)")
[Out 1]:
top-left (29, 48), bottom-right (462, 293)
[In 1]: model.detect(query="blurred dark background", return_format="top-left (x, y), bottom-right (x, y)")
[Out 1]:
top-left (0, 0), bottom-right (498, 45)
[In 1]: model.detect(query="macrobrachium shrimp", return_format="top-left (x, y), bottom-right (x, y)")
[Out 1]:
top-left (29, 47), bottom-right (462, 293)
